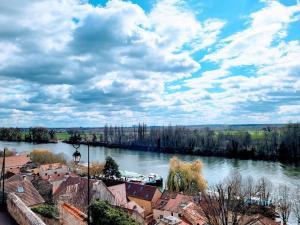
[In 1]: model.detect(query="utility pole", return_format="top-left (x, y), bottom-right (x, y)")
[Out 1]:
top-left (1, 147), bottom-right (6, 210)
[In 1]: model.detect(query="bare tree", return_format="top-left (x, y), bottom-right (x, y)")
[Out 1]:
top-left (292, 187), bottom-right (300, 225)
top-left (256, 177), bottom-right (273, 201)
top-left (201, 172), bottom-right (261, 225)
top-left (243, 176), bottom-right (256, 200)
top-left (275, 185), bottom-right (292, 225)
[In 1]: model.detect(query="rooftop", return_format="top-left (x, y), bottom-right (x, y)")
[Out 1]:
top-left (5, 175), bottom-right (45, 207)
top-left (154, 190), bottom-right (194, 213)
top-left (39, 163), bottom-right (67, 171)
top-left (108, 183), bottom-right (127, 206)
top-left (61, 203), bottom-right (87, 222)
top-left (126, 182), bottom-right (159, 201)
top-left (182, 202), bottom-right (206, 225)
top-left (0, 155), bottom-right (30, 168)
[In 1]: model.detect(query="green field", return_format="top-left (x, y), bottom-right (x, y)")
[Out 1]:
top-left (55, 132), bottom-right (70, 141)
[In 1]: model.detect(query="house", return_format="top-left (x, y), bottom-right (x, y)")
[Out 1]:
top-left (42, 173), bottom-right (70, 193)
top-left (107, 183), bottom-right (146, 224)
top-left (55, 177), bottom-right (148, 224)
top-left (0, 155), bottom-right (30, 174)
top-left (53, 176), bottom-right (95, 213)
top-left (37, 163), bottom-right (70, 193)
top-left (4, 174), bottom-right (45, 207)
top-left (125, 182), bottom-right (162, 216)
top-left (153, 190), bottom-right (194, 220)
top-left (181, 202), bottom-right (206, 225)
top-left (39, 163), bottom-right (69, 177)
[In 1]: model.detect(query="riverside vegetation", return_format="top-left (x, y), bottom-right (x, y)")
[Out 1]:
top-left (0, 123), bottom-right (299, 161)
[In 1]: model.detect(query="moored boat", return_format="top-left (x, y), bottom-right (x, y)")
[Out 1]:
top-left (144, 173), bottom-right (163, 186)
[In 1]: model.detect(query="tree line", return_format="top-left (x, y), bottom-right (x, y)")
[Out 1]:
top-left (68, 123), bottom-right (300, 161)
top-left (0, 127), bottom-right (56, 143)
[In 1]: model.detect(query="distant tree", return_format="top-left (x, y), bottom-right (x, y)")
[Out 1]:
top-left (28, 127), bottom-right (51, 143)
top-left (69, 132), bottom-right (81, 143)
top-left (49, 129), bottom-right (56, 139)
top-left (103, 156), bottom-right (121, 178)
top-left (90, 201), bottom-right (139, 225)
top-left (167, 157), bottom-right (206, 194)
top-left (30, 149), bottom-right (66, 165)
top-left (92, 133), bottom-right (97, 143)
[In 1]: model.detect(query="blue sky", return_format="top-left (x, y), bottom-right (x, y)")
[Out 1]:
top-left (0, 0), bottom-right (299, 127)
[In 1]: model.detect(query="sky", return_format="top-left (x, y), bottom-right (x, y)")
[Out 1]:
top-left (0, 0), bottom-right (300, 127)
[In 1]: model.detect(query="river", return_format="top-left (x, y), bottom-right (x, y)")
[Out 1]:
top-left (1, 141), bottom-right (299, 188)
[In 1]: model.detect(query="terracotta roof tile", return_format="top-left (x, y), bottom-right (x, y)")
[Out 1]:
top-left (154, 190), bottom-right (194, 213)
top-left (62, 203), bottom-right (87, 221)
top-left (39, 163), bottom-right (67, 171)
top-left (182, 202), bottom-right (206, 225)
top-left (108, 184), bottom-right (127, 206)
top-left (5, 175), bottom-right (45, 207)
top-left (53, 176), bottom-right (96, 213)
top-left (0, 155), bottom-right (30, 168)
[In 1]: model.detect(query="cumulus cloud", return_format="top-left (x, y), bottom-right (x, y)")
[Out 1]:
top-left (179, 0), bottom-right (300, 123)
top-left (0, 0), bottom-right (225, 126)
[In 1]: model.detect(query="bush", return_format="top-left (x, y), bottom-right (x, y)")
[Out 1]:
top-left (30, 149), bottom-right (66, 165)
top-left (90, 201), bottom-right (139, 225)
top-left (31, 204), bottom-right (58, 218)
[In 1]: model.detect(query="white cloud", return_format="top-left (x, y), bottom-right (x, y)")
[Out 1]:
top-left (0, 0), bottom-right (226, 126)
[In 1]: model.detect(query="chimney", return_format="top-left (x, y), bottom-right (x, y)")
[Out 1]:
top-left (22, 175), bottom-right (26, 181)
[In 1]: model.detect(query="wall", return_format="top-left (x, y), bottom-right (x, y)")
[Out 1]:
top-left (128, 196), bottom-right (152, 216)
top-left (59, 202), bottom-right (87, 225)
top-left (92, 180), bottom-right (116, 205)
top-left (128, 189), bottom-right (162, 216)
top-left (6, 193), bottom-right (46, 225)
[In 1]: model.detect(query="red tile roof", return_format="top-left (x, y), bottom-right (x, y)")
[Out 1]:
top-left (53, 176), bottom-right (96, 213)
top-left (154, 190), bottom-right (194, 213)
top-left (41, 173), bottom-right (67, 182)
top-left (62, 203), bottom-right (87, 221)
top-left (0, 155), bottom-right (30, 168)
top-left (108, 184), bottom-right (127, 206)
top-left (239, 215), bottom-right (280, 225)
top-left (182, 202), bottom-right (206, 225)
top-left (5, 175), bottom-right (45, 207)
top-left (125, 182), bottom-right (159, 201)
top-left (39, 163), bottom-right (67, 171)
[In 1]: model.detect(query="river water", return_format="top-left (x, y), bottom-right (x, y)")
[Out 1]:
top-left (1, 141), bottom-right (299, 188)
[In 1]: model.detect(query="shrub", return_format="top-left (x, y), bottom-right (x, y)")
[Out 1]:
top-left (31, 204), bottom-right (58, 218)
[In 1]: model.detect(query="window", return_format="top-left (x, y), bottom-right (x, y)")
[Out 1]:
top-left (17, 186), bottom-right (25, 193)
